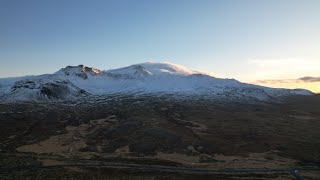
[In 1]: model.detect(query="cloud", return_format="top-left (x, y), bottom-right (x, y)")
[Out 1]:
top-left (255, 76), bottom-right (320, 84)
top-left (298, 76), bottom-right (320, 82)
top-left (248, 58), bottom-right (305, 67)
top-left (255, 79), bottom-right (292, 84)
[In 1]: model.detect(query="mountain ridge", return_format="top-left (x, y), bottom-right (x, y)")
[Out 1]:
top-left (0, 62), bottom-right (313, 102)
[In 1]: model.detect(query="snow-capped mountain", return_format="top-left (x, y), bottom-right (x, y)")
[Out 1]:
top-left (0, 62), bottom-right (313, 102)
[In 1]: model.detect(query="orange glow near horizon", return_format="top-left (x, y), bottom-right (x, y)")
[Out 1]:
top-left (252, 81), bottom-right (320, 94)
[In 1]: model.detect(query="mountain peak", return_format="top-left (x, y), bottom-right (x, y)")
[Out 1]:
top-left (106, 62), bottom-right (201, 77)
top-left (67, 65), bottom-right (102, 75)
top-left (55, 65), bottom-right (102, 79)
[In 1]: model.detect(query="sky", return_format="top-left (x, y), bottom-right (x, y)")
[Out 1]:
top-left (1, 0), bottom-right (320, 92)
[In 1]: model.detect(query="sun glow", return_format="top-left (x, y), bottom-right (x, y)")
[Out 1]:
top-left (254, 81), bottom-right (320, 93)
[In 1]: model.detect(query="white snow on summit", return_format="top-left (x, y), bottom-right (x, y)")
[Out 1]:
top-left (104, 62), bottom-right (203, 78)
top-left (129, 62), bottom-right (200, 75)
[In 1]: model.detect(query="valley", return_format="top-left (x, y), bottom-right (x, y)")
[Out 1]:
top-left (0, 94), bottom-right (319, 179)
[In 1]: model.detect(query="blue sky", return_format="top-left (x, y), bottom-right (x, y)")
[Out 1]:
top-left (1, 0), bottom-right (320, 92)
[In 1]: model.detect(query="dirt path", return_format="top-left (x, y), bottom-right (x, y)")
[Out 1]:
top-left (1, 153), bottom-right (319, 179)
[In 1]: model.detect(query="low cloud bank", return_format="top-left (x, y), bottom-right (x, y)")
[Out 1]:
top-left (256, 76), bottom-right (320, 84)
top-left (298, 76), bottom-right (320, 82)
